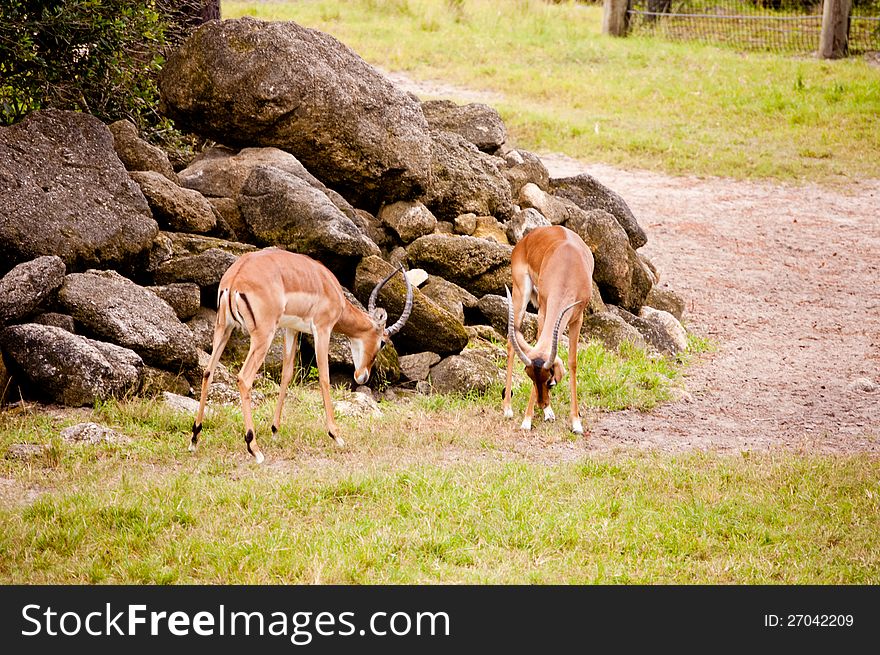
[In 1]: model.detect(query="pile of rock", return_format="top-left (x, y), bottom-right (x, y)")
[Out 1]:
top-left (0, 17), bottom-right (686, 408)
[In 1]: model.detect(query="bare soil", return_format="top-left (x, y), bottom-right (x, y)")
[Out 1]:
top-left (543, 157), bottom-right (880, 455)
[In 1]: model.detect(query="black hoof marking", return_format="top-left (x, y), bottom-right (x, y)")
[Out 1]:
top-left (271, 424), bottom-right (278, 434)
top-left (245, 429), bottom-right (254, 455)
top-left (202, 370), bottom-right (211, 380)
top-left (191, 422), bottom-right (202, 443)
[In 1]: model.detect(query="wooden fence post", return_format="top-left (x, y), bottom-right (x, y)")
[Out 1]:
top-left (819, 0), bottom-right (852, 59)
top-left (602, 0), bottom-right (631, 37)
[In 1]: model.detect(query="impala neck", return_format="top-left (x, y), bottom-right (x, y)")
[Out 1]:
top-left (334, 298), bottom-right (375, 337)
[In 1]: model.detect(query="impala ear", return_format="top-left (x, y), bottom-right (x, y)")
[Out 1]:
top-left (371, 308), bottom-right (388, 325)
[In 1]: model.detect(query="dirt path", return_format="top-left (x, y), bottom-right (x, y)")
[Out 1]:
top-left (543, 158), bottom-right (880, 455)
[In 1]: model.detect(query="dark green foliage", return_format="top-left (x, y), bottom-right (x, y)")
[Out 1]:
top-left (0, 0), bottom-right (208, 140)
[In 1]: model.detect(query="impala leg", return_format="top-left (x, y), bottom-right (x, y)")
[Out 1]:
top-left (522, 385), bottom-right (538, 431)
top-left (237, 327), bottom-right (274, 464)
top-left (567, 313), bottom-right (585, 435)
top-left (271, 328), bottom-right (299, 434)
top-left (191, 321), bottom-right (234, 453)
top-left (312, 327), bottom-right (344, 447)
top-left (533, 307), bottom-right (557, 424)
top-left (504, 281), bottom-right (529, 420)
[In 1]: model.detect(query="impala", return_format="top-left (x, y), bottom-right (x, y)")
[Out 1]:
top-left (503, 225), bottom-right (594, 434)
top-left (190, 247), bottom-right (413, 463)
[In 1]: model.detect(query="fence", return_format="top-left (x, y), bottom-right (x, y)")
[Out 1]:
top-left (602, 0), bottom-right (880, 56)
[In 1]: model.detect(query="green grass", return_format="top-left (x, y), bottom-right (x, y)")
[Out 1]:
top-left (1, 336), bottom-right (878, 584)
top-left (222, 0), bottom-right (880, 185)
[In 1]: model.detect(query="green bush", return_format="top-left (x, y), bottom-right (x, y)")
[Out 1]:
top-left (0, 0), bottom-right (206, 140)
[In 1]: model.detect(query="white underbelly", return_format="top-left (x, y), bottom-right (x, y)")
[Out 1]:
top-left (277, 314), bottom-right (312, 332)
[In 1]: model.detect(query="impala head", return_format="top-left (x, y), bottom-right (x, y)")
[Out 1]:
top-left (352, 265), bottom-right (414, 385)
top-left (506, 287), bottom-right (579, 409)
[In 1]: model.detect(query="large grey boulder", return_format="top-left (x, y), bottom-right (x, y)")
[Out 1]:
top-left (379, 201), bottom-right (437, 244)
top-left (129, 171), bottom-right (217, 234)
top-left (506, 207), bottom-right (551, 244)
top-left (645, 285), bottom-right (686, 321)
top-left (0, 256), bottom-right (66, 326)
top-left (581, 311), bottom-right (647, 352)
top-left (421, 99), bottom-right (507, 152)
top-left (550, 174), bottom-right (647, 249)
top-left (419, 276), bottom-right (479, 325)
top-left (153, 247), bottom-right (238, 288)
top-left (58, 270), bottom-right (198, 371)
top-left (0, 109), bottom-right (158, 272)
top-left (239, 166), bottom-right (380, 259)
top-left (421, 129), bottom-right (514, 221)
top-left (177, 146), bottom-right (358, 221)
top-left (406, 234), bottom-right (513, 297)
top-left (147, 283), bottom-right (202, 321)
top-left (353, 256), bottom-right (468, 356)
top-left (398, 352), bottom-right (441, 382)
top-left (108, 119), bottom-right (177, 182)
top-left (501, 148), bottom-right (550, 197)
top-left (428, 349), bottom-right (503, 395)
top-left (159, 17), bottom-right (433, 209)
top-left (0, 324), bottom-right (143, 406)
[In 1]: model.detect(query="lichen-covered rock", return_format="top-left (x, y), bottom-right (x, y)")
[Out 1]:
top-left (506, 208), bottom-right (551, 244)
top-left (406, 234), bottom-right (513, 297)
top-left (422, 129), bottom-right (514, 222)
top-left (645, 285), bottom-right (686, 321)
top-left (159, 17), bottom-right (433, 209)
top-left (476, 294), bottom-right (539, 344)
top-left (379, 201), bottom-right (437, 243)
top-left (581, 311), bottom-right (647, 352)
top-left (108, 119), bottom-right (177, 182)
top-left (58, 270), bottom-right (198, 371)
top-left (0, 256), bottom-right (66, 326)
top-left (129, 171), bottom-right (217, 234)
top-left (472, 216), bottom-right (509, 245)
top-left (398, 351), bottom-right (441, 382)
top-left (501, 148), bottom-right (550, 197)
top-left (421, 99), bottom-right (507, 152)
top-left (147, 283), bottom-right (202, 321)
top-left (428, 349), bottom-right (503, 395)
top-left (638, 306), bottom-right (688, 355)
top-left (153, 247), bottom-right (238, 288)
top-left (239, 166), bottom-right (380, 260)
top-left (0, 109), bottom-right (158, 272)
top-left (550, 173), bottom-right (647, 249)
top-left (419, 276), bottom-right (478, 324)
top-left (0, 324), bottom-right (143, 406)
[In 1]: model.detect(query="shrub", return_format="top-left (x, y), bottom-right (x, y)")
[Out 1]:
top-left (0, 0), bottom-right (210, 141)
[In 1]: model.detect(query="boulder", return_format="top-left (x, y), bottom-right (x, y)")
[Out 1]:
top-left (58, 270), bottom-right (199, 371)
top-left (208, 197), bottom-right (251, 242)
top-left (0, 324), bottom-right (143, 406)
top-left (581, 312), bottom-right (647, 352)
top-left (147, 283), bottom-right (202, 321)
top-left (517, 182), bottom-right (579, 225)
top-left (153, 247), bottom-right (238, 289)
top-left (638, 306), bottom-right (688, 355)
top-left (565, 208), bottom-right (653, 313)
top-left (419, 276), bottom-right (478, 325)
top-left (239, 166), bottom-right (380, 260)
top-left (422, 129), bottom-right (514, 221)
top-left (107, 119), bottom-right (177, 182)
top-left (0, 109), bottom-right (158, 272)
top-left (60, 422), bottom-right (130, 445)
top-left (0, 256), bottom-right (66, 326)
top-left (128, 171), bottom-right (217, 234)
top-left (177, 146), bottom-right (358, 221)
top-left (420, 99), bottom-right (507, 152)
top-left (453, 213), bottom-right (477, 236)
top-left (550, 173), bottom-right (647, 249)
top-left (645, 285), bottom-right (686, 321)
top-left (428, 349), bottom-right (503, 395)
top-left (501, 148), bottom-right (550, 197)
top-left (353, 256), bottom-right (468, 356)
top-left (33, 312), bottom-right (76, 333)
top-left (506, 207), bottom-right (551, 244)
top-left (398, 352), bottom-right (441, 382)
top-left (406, 234), bottom-right (512, 298)
top-left (472, 215), bottom-right (509, 244)
top-left (379, 201), bottom-right (437, 244)
top-left (159, 17), bottom-right (432, 209)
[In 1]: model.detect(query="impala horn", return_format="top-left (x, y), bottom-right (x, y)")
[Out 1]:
top-left (506, 286), bottom-right (533, 366)
top-left (544, 301), bottom-right (582, 369)
top-left (369, 265), bottom-right (414, 337)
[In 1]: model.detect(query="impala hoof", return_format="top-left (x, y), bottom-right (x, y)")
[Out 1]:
top-left (254, 451), bottom-right (265, 465)
top-left (571, 418), bottom-right (584, 435)
top-left (503, 408), bottom-right (514, 419)
top-left (520, 417), bottom-right (532, 431)
top-left (543, 407), bottom-right (556, 422)
top-left (188, 441), bottom-right (197, 453)
top-left (329, 431), bottom-right (345, 447)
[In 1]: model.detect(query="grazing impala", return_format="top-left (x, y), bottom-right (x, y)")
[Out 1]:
top-left (191, 247), bottom-right (413, 463)
top-left (503, 225), bottom-right (594, 434)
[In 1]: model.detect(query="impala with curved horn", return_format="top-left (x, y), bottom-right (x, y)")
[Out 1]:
top-left (191, 247), bottom-right (413, 463)
top-left (503, 225), bottom-right (594, 434)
